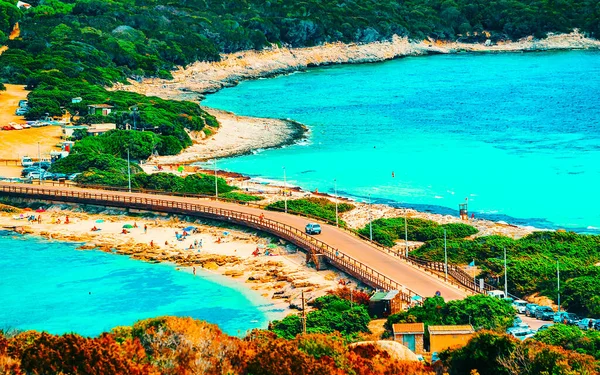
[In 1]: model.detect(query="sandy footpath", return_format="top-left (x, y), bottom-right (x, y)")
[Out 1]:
top-left (0, 205), bottom-right (353, 319)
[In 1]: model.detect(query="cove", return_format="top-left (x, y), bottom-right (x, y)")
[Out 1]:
top-left (203, 51), bottom-right (600, 233)
top-left (0, 232), bottom-right (274, 336)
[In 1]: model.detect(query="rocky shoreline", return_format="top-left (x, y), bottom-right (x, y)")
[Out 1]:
top-left (115, 31), bottom-right (599, 102)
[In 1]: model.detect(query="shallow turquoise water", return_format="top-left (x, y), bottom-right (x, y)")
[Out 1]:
top-left (203, 51), bottom-right (600, 232)
top-left (0, 232), bottom-right (276, 336)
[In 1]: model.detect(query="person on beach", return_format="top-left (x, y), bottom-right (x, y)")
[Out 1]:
top-left (65, 215), bottom-right (69, 224)
top-left (199, 239), bottom-right (203, 248)
top-left (134, 222), bottom-right (138, 228)
top-left (37, 215), bottom-right (42, 224)
top-left (56, 218), bottom-right (61, 224)
top-left (217, 237), bottom-right (221, 244)
top-left (165, 240), bottom-right (169, 246)
top-left (91, 226), bottom-right (98, 232)
top-left (194, 240), bottom-right (198, 248)
top-left (144, 224), bottom-right (147, 234)
top-left (122, 228), bottom-right (128, 234)
top-left (150, 240), bottom-right (154, 247)
top-left (193, 266), bottom-right (196, 276)
top-left (189, 244), bottom-right (194, 250)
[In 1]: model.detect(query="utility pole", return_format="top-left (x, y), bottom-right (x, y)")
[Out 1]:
top-left (127, 148), bottom-right (131, 193)
top-left (301, 290), bottom-right (307, 334)
top-left (404, 208), bottom-right (409, 257)
top-left (444, 229), bottom-right (448, 282)
top-left (283, 166), bottom-right (287, 213)
top-left (37, 142), bottom-right (41, 185)
top-left (214, 159), bottom-right (218, 198)
top-left (368, 194), bottom-right (373, 241)
top-left (334, 179), bottom-right (339, 227)
top-left (504, 247), bottom-right (508, 298)
top-left (557, 259), bottom-right (561, 313)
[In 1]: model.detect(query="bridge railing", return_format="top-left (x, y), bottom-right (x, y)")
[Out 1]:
top-left (0, 183), bottom-right (421, 304)
top-left (24, 180), bottom-right (488, 294)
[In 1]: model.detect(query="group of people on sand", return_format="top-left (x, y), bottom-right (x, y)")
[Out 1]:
top-left (51, 215), bottom-right (69, 225)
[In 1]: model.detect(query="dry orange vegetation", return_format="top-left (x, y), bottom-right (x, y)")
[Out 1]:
top-left (0, 317), bottom-right (435, 375)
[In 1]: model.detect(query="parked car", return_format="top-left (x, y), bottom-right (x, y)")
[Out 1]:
top-left (15, 108), bottom-right (29, 115)
top-left (535, 306), bottom-right (555, 321)
top-left (25, 171), bottom-right (43, 180)
top-left (525, 304), bottom-right (539, 317)
top-left (51, 173), bottom-right (68, 181)
top-left (31, 161), bottom-right (51, 170)
top-left (510, 328), bottom-right (535, 341)
top-left (537, 323), bottom-right (554, 332)
top-left (305, 223), bottom-right (322, 235)
top-left (513, 300), bottom-right (528, 314)
top-left (578, 318), bottom-right (596, 330)
top-left (553, 312), bottom-right (579, 325)
top-left (42, 172), bottom-right (55, 180)
top-left (595, 320), bottom-right (600, 330)
top-left (21, 167), bottom-right (40, 177)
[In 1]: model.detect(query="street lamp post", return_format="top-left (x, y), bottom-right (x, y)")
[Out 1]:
top-left (404, 208), bottom-right (409, 257)
top-left (368, 194), bottom-right (373, 241)
top-left (283, 166), bottom-right (287, 213)
top-left (504, 247), bottom-right (508, 298)
top-left (444, 229), bottom-right (448, 282)
top-left (127, 148), bottom-right (131, 193)
top-left (37, 142), bottom-right (41, 185)
top-left (557, 259), bottom-right (561, 313)
top-left (334, 179), bottom-right (339, 227)
top-left (214, 159), bottom-right (218, 198)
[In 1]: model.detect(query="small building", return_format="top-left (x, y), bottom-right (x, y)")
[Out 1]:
top-left (392, 323), bottom-right (424, 353)
top-left (71, 97), bottom-right (82, 104)
top-left (88, 104), bottom-right (114, 116)
top-left (368, 290), bottom-right (403, 318)
top-left (87, 123), bottom-right (116, 136)
top-left (61, 124), bottom-right (89, 138)
top-left (428, 325), bottom-right (475, 353)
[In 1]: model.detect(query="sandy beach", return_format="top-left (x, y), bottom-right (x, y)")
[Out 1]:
top-left (150, 108), bottom-right (307, 164)
top-left (0, 203), bottom-right (354, 319)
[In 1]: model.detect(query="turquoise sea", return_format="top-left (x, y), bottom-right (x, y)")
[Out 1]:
top-left (203, 51), bottom-right (600, 232)
top-left (0, 231), bottom-right (276, 337)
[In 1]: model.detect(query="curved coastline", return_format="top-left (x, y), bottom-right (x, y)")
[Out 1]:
top-left (121, 32), bottom-right (600, 233)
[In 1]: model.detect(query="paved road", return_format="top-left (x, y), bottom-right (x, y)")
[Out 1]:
top-left (0, 183), bottom-right (468, 300)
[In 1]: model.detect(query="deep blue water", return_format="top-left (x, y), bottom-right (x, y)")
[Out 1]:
top-left (0, 232), bottom-right (276, 336)
top-left (203, 51), bottom-right (600, 232)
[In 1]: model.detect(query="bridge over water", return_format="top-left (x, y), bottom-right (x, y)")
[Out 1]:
top-left (0, 183), bottom-right (473, 303)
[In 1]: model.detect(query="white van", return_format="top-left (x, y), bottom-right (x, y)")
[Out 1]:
top-left (512, 300), bottom-right (528, 314)
top-left (486, 290), bottom-right (506, 299)
top-left (21, 156), bottom-right (33, 167)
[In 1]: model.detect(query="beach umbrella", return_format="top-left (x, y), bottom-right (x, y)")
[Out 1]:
top-left (223, 231), bottom-right (229, 236)
top-left (122, 224), bottom-right (134, 229)
top-left (183, 226), bottom-right (196, 232)
top-left (96, 219), bottom-right (104, 223)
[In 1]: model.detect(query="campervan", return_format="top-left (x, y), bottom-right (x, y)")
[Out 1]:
top-left (486, 290), bottom-right (506, 299)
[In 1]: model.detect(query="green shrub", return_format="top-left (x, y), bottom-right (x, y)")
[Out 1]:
top-left (358, 217), bottom-right (478, 246)
top-left (266, 198), bottom-right (354, 225)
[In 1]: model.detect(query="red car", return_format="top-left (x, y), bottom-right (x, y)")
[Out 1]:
top-left (2, 125), bottom-right (13, 131)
